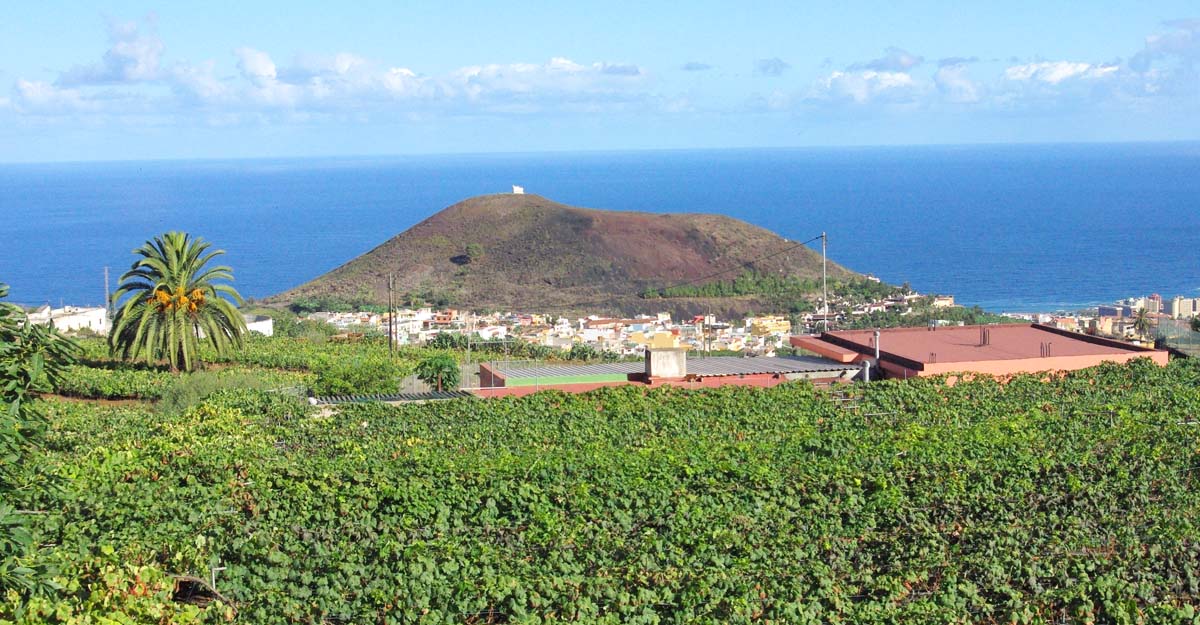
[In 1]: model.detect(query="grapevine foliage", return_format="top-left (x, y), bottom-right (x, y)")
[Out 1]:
top-left (7, 358), bottom-right (1200, 624)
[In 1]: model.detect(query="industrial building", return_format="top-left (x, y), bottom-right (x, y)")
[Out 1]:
top-left (791, 323), bottom-right (1168, 379)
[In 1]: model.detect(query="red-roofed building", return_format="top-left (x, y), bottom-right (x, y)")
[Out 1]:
top-left (791, 323), bottom-right (1168, 380)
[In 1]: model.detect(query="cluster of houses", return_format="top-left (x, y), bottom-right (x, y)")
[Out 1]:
top-left (307, 285), bottom-right (944, 356)
top-left (24, 305), bottom-right (275, 337)
top-left (310, 308), bottom-right (802, 356)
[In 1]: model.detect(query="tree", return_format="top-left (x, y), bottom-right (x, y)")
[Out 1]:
top-left (1191, 316), bottom-right (1200, 333)
top-left (415, 354), bottom-right (460, 392)
top-left (0, 282), bottom-right (78, 593)
top-left (109, 232), bottom-right (247, 372)
top-left (1132, 308), bottom-right (1153, 338)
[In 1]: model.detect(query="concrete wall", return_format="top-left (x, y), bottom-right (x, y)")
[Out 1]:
top-left (244, 315), bottom-right (274, 337)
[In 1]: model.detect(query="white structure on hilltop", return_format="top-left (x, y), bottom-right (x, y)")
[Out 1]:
top-left (512, 185), bottom-right (525, 194)
top-left (26, 305), bottom-right (110, 335)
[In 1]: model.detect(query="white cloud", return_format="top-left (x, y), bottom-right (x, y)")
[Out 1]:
top-left (58, 18), bottom-right (164, 86)
top-left (755, 58), bottom-right (790, 76)
top-left (12, 80), bottom-right (93, 113)
top-left (934, 63), bottom-right (980, 103)
top-left (1004, 61), bottom-right (1118, 84)
top-left (449, 57), bottom-right (646, 107)
top-left (813, 70), bottom-right (918, 103)
top-left (22, 14), bottom-right (1196, 128)
top-left (169, 60), bottom-right (229, 102)
top-left (850, 47), bottom-right (924, 72)
top-left (1131, 19), bottom-right (1200, 71)
top-left (805, 48), bottom-right (925, 105)
top-left (235, 47), bottom-right (278, 87)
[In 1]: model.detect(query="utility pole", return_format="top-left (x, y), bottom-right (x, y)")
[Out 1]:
top-left (387, 275), bottom-right (394, 355)
top-left (466, 314), bottom-right (475, 367)
top-left (103, 266), bottom-right (111, 319)
top-left (821, 232), bottom-right (829, 331)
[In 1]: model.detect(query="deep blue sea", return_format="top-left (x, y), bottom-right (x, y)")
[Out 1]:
top-left (2, 143), bottom-right (1198, 312)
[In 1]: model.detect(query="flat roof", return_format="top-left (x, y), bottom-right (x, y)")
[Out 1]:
top-left (487, 355), bottom-right (856, 381)
top-left (822, 323), bottom-right (1153, 365)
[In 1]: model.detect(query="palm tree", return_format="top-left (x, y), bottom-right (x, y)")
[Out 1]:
top-left (415, 354), bottom-right (460, 392)
top-left (109, 232), bottom-right (247, 372)
top-left (1132, 307), bottom-right (1153, 339)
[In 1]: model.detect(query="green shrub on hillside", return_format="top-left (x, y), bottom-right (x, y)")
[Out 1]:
top-left (310, 354), bottom-right (409, 396)
top-left (54, 365), bottom-right (312, 403)
top-left (54, 365), bottom-right (174, 399)
top-left (156, 370), bottom-right (309, 415)
top-left (414, 353), bottom-right (460, 391)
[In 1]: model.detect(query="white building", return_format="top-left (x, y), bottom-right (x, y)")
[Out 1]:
top-left (243, 314), bottom-right (274, 337)
top-left (1168, 296), bottom-right (1200, 320)
top-left (27, 305), bottom-right (110, 335)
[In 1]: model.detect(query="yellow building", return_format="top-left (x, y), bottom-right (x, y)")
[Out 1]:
top-left (629, 331), bottom-right (683, 349)
top-left (748, 315), bottom-right (792, 336)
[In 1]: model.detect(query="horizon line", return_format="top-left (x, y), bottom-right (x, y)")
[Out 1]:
top-left (3, 138), bottom-right (1199, 168)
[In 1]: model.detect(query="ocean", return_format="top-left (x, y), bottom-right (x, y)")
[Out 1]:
top-left (2, 143), bottom-right (1198, 313)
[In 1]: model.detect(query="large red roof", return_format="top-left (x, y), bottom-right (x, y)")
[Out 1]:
top-left (824, 324), bottom-right (1148, 364)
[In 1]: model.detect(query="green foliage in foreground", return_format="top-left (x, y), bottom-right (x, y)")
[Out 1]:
top-left (5, 358), bottom-right (1200, 623)
top-left (0, 283), bottom-right (78, 597)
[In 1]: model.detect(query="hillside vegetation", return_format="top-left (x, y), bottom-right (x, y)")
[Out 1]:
top-left (9, 358), bottom-right (1200, 623)
top-left (271, 194), bottom-right (855, 316)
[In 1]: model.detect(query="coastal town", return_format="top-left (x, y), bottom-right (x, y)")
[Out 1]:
top-left (27, 286), bottom-right (1200, 358)
top-left (1001, 292), bottom-right (1200, 346)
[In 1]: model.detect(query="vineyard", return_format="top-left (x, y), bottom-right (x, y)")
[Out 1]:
top-left (53, 336), bottom-right (430, 401)
top-left (4, 357), bottom-right (1200, 623)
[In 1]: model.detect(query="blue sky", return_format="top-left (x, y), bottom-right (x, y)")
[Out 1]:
top-left (2, 1), bottom-right (1198, 162)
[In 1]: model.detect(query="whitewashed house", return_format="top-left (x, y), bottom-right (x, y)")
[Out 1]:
top-left (27, 305), bottom-right (110, 335)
